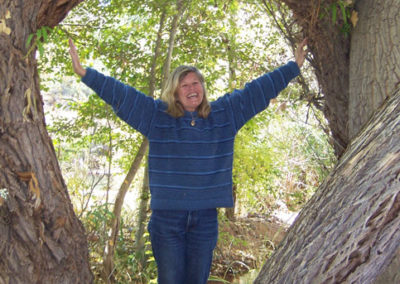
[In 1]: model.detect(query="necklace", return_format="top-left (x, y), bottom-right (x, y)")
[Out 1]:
top-left (190, 112), bottom-right (196, 126)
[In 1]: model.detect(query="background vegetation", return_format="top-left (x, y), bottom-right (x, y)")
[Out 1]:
top-left (38, 0), bottom-right (336, 282)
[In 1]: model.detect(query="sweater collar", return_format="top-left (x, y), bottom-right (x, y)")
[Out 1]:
top-left (184, 110), bottom-right (198, 117)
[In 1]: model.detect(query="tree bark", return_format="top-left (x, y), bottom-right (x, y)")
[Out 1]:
top-left (224, 21), bottom-right (237, 221)
top-left (225, 184), bottom-right (236, 221)
top-left (0, 1), bottom-right (92, 283)
top-left (255, 1), bottom-right (400, 282)
top-left (133, 165), bottom-right (150, 269)
top-left (348, 0), bottom-right (400, 139)
top-left (160, 0), bottom-right (188, 92)
top-left (282, 0), bottom-right (400, 156)
top-left (255, 88), bottom-right (400, 283)
top-left (281, 0), bottom-right (350, 157)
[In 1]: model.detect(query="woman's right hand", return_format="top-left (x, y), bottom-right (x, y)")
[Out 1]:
top-left (68, 39), bottom-right (86, 77)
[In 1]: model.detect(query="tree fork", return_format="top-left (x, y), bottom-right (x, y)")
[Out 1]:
top-left (280, 0), bottom-right (351, 157)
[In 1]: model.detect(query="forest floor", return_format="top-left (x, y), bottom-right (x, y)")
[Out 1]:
top-left (209, 214), bottom-right (290, 283)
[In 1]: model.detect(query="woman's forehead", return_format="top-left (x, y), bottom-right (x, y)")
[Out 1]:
top-left (180, 72), bottom-right (200, 83)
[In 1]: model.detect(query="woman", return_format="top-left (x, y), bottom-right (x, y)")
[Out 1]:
top-left (69, 38), bottom-right (307, 284)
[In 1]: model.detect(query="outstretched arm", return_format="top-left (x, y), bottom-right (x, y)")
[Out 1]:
top-left (68, 40), bottom-right (156, 136)
top-left (68, 39), bottom-right (86, 77)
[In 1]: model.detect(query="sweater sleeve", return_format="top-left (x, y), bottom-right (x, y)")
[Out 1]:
top-left (223, 61), bottom-right (300, 132)
top-left (81, 68), bottom-right (156, 136)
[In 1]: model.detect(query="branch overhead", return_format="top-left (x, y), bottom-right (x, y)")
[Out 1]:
top-left (37, 0), bottom-right (84, 28)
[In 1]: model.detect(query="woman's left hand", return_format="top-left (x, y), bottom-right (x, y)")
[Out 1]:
top-left (295, 38), bottom-right (308, 68)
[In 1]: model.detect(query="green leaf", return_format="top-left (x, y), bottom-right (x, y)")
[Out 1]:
top-left (26, 33), bottom-right (34, 48)
top-left (340, 2), bottom-right (348, 24)
top-left (37, 29), bottom-right (42, 40)
top-left (38, 43), bottom-right (44, 57)
top-left (42, 27), bottom-right (49, 42)
top-left (331, 4), bottom-right (337, 23)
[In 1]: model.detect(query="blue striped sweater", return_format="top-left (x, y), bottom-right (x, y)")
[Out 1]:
top-left (81, 61), bottom-right (300, 210)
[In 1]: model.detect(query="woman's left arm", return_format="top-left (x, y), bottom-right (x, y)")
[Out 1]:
top-left (224, 39), bottom-right (308, 131)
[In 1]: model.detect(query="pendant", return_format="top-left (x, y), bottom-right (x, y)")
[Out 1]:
top-left (191, 120), bottom-right (196, 126)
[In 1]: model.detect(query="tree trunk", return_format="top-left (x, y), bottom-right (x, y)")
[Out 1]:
top-left (348, 0), bottom-right (400, 139)
top-left (160, 0), bottom-right (188, 91)
top-left (0, 1), bottom-right (92, 283)
top-left (255, 87), bottom-right (400, 283)
top-left (224, 19), bottom-right (237, 221)
top-left (282, 0), bottom-right (400, 155)
top-left (255, 1), bottom-right (400, 282)
top-left (281, 0), bottom-right (351, 157)
top-left (225, 184), bottom-right (236, 221)
top-left (102, 138), bottom-right (148, 282)
top-left (133, 165), bottom-right (150, 269)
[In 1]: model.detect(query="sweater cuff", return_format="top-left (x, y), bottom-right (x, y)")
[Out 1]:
top-left (287, 61), bottom-right (301, 79)
top-left (81, 67), bottom-right (97, 86)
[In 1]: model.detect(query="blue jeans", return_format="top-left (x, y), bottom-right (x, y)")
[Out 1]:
top-left (148, 209), bottom-right (218, 284)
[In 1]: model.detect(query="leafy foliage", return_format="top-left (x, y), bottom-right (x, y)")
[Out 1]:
top-left (25, 26), bottom-right (52, 57)
top-left (320, 0), bottom-right (356, 35)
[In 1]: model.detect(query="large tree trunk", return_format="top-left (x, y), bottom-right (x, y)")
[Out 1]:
top-left (0, 1), bottom-right (92, 283)
top-left (283, 0), bottom-right (400, 156)
top-left (255, 0), bottom-right (400, 282)
top-left (348, 0), bottom-right (400, 139)
top-left (282, 0), bottom-right (351, 157)
top-left (255, 87), bottom-right (400, 284)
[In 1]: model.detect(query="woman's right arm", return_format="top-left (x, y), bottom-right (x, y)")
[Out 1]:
top-left (68, 39), bottom-right (156, 136)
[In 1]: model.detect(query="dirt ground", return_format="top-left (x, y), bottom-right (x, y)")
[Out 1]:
top-left (209, 215), bottom-right (288, 283)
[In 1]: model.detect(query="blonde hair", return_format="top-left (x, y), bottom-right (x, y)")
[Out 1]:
top-left (161, 65), bottom-right (211, 118)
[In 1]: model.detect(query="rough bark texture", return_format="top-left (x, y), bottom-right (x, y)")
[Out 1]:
top-left (348, 0), bottom-right (400, 139)
top-left (0, 1), bottom-right (92, 283)
top-left (255, 88), bottom-right (400, 283)
top-left (254, 1), bottom-right (400, 282)
top-left (282, 0), bottom-right (350, 157)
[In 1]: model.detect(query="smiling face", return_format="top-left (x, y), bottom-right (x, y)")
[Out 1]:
top-left (176, 72), bottom-right (204, 112)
